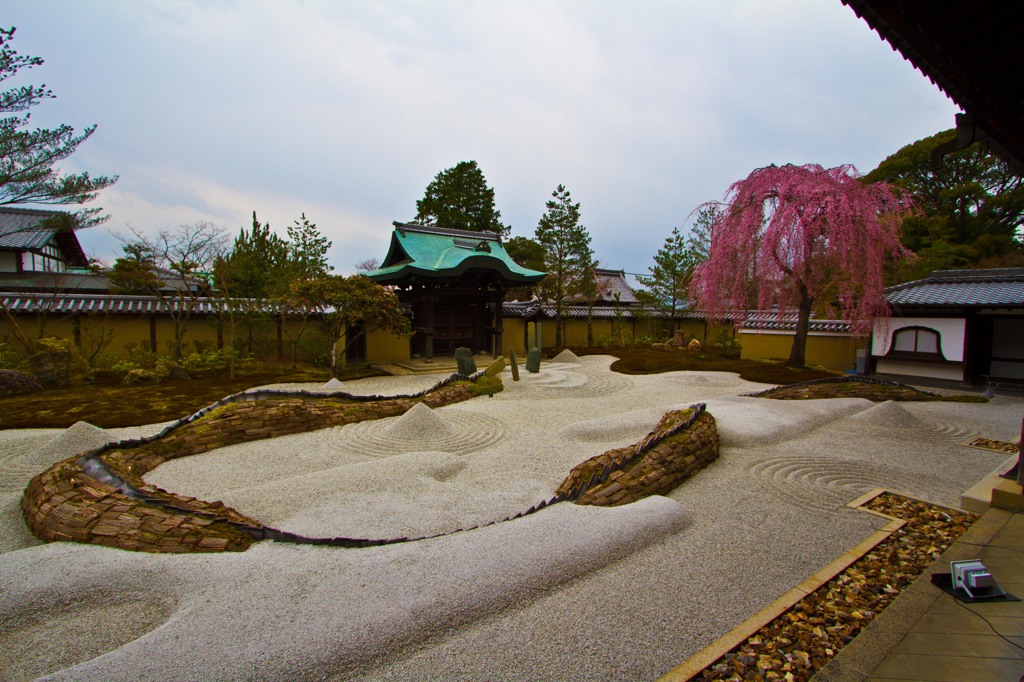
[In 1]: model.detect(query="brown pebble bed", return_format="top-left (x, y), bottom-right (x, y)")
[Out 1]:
top-left (694, 492), bottom-right (976, 681)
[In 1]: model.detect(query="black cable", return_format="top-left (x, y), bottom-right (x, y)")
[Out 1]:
top-left (952, 597), bottom-right (1024, 653)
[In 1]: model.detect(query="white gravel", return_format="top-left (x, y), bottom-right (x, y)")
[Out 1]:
top-left (0, 360), bottom-right (1019, 681)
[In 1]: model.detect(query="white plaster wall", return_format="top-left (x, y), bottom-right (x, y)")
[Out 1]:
top-left (875, 358), bottom-right (965, 382)
top-left (872, 317), bottom-right (966, 361)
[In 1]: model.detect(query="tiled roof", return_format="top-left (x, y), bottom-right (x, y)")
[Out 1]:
top-left (501, 301), bottom-right (658, 319)
top-left (591, 269), bottom-right (638, 304)
top-left (740, 311), bottom-right (851, 333)
top-left (0, 207), bottom-right (62, 250)
top-left (365, 222), bottom-right (546, 284)
top-left (0, 292), bottom-right (289, 315)
top-left (886, 269), bottom-right (1024, 308)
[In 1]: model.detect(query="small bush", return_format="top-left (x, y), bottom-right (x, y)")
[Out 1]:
top-left (112, 360), bottom-right (141, 374)
top-left (0, 342), bottom-right (23, 369)
top-left (713, 330), bottom-right (741, 358)
top-left (90, 351), bottom-right (121, 370)
top-left (180, 347), bottom-right (238, 371)
top-left (123, 342), bottom-right (157, 369)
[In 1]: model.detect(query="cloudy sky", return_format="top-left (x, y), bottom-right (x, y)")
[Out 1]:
top-left (6, 1), bottom-right (957, 276)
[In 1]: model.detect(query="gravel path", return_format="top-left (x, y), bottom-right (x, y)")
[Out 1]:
top-left (0, 359), bottom-right (1019, 681)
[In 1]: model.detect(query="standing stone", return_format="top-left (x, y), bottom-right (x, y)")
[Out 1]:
top-left (454, 347), bottom-right (477, 376)
top-left (526, 346), bottom-right (541, 373)
top-left (508, 347), bottom-right (520, 381)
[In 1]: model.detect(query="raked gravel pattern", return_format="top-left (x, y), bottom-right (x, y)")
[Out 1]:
top-left (0, 357), bottom-right (1020, 681)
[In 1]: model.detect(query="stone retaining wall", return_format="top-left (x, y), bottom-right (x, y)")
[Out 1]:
top-left (555, 407), bottom-right (719, 506)
top-left (21, 379), bottom-right (499, 553)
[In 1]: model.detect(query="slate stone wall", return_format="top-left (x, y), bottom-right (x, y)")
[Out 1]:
top-left (555, 408), bottom-right (719, 507)
top-left (21, 381), bottom-right (491, 553)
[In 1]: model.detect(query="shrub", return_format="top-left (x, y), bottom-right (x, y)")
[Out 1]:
top-left (112, 360), bottom-right (141, 374)
top-left (713, 329), bottom-right (742, 358)
top-left (123, 342), bottom-right (157, 369)
top-left (0, 342), bottom-right (23, 369)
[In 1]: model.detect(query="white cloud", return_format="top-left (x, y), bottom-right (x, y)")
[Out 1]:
top-left (5, 0), bottom-right (958, 275)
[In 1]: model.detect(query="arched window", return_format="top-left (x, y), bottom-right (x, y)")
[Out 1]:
top-left (889, 326), bottom-right (943, 359)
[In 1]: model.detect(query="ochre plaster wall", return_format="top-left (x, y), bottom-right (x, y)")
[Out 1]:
top-left (739, 331), bottom-right (862, 371)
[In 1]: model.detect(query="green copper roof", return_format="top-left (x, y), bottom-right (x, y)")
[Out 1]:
top-left (365, 223), bottom-right (546, 284)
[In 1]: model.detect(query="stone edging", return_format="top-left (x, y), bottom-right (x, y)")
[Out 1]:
top-left (556, 404), bottom-right (718, 506)
top-left (21, 387), bottom-right (716, 554)
top-left (20, 373), bottom-right (499, 553)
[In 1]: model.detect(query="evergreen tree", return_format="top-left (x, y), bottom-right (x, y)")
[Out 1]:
top-left (503, 235), bottom-right (546, 301)
top-left (865, 128), bottom-right (1024, 281)
top-left (0, 27), bottom-right (116, 226)
top-left (215, 212), bottom-right (289, 299)
top-left (285, 213), bottom-right (331, 280)
top-left (414, 160), bottom-right (509, 236)
top-left (636, 207), bottom-right (715, 332)
top-left (535, 184), bottom-right (593, 349)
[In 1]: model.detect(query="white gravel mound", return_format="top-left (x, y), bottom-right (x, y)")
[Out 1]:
top-left (383, 402), bottom-right (455, 439)
top-left (849, 400), bottom-right (932, 429)
top-left (25, 421), bottom-right (110, 467)
top-left (551, 349), bottom-right (581, 363)
top-left (704, 396), bottom-right (873, 447)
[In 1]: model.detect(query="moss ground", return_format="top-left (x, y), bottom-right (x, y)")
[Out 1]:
top-left (572, 346), bottom-right (837, 384)
top-left (0, 365), bottom-right (384, 429)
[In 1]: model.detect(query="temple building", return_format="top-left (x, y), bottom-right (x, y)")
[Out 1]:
top-left (364, 223), bottom-right (545, 360)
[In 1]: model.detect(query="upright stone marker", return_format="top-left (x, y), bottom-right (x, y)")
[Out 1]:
top-left (526, 346), bottom-right (541, 373)
top-left (454, 347), bottom-right (477, 376)
top-left (508, 347), bottom-right (520, 381)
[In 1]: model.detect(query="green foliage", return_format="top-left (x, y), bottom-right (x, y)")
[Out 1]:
top-left (636, 207), bottom-right (715, 327)
top-left (535, 184), bottom-right (594, 348)
top-left (108, 242), bottom-right (161, 294)
top-left (214, 212), bottom-right (289, 299)
top-left (111, 359), bottom-right (140, 375)
top-left (178, 347), bottom-right (244, 371)
top-left (0, 341), bottom-right (22, 369)
top-left (122, 341), bottom-right (157, 369)
top-left (414, 160), bottom-right (509, 237)
top-left (712, 329), bottom-right (741, 358)
top-left (865, 128), bottom-right (1024, 281)
top-left (503, 235), bottom-right (546, 300)
top-left (0, 27), bottom-right (117, 224)
top-left (463, 374), bottom-right (503, 397)
top-left (293, 275), bottom-right (412, 377)
top-left (285, 213), bottom-right (332, 280)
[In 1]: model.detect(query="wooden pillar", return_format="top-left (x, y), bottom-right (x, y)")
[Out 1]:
top-left (493, 288), bottom-right (504, 357)
top-left (276, 316), bottom-right (284, 362)
top-left (149, 315), bottom-right (158, 354)
top-left (423, 295), bottom-right (435, 361)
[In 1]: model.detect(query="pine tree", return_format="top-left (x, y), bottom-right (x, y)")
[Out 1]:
top-left (0, 27), bottom-right (116, 226)
top-left (636, 207), bottom-right (715, 333)
top-left (414, 161), bottom-right (509, 236)
top-left (535, 184), bottom-right (593, 349)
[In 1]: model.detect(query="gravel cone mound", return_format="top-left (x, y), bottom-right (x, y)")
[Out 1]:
top-left (383, 403), bottom-right (456, 440)
top-left (25, 421), bottom-right (110, 467)
top-left (551, 349), bottom-right (581, 363)
top-left (848, 400), bottom-right (932, 430)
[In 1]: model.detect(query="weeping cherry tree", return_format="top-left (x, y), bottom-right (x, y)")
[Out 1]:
top-left (689, 163), bottom-right (914, 368)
